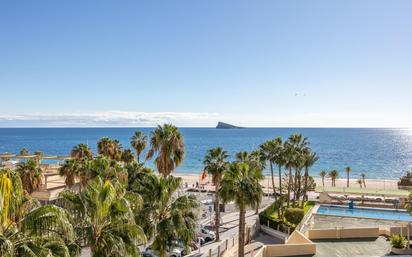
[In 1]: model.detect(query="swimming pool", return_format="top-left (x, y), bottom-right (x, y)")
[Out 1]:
top-left (317, 205), bottom-right (412, 222)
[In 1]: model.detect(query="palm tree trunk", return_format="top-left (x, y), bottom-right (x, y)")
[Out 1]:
top-left (159, 249), bottom-right (166, 257)
top-left (297, 169), bottom-right (302, 205)
top-left (287, 167), bottom-right (292, 207)
top-left (270, 162), bottom-right (277, 201)
top-left (163, 155), bottom-right (168, 176)
top-left (293, 168), bottom-right (300, 207)
top-left (292, 168), bottom-right (297, 205)
top-left (214, 185), bottom-right (220, 241)
top-left (277, 199), bottom-right (282, 220)
top-left (322, 177), bottom-right (324, 188)
top-left (277, 165), bottom-right (283, 219)
top-left (347, 172), bottom-right (349, 188)
top-left (278, 165), bottom-right (282, 196)
top-left (238, 207), bottom-right (246, 257)
top-left (302, 167), bottom-right (308, 208)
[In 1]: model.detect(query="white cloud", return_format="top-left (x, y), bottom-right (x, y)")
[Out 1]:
top-left (0, 111), bottom-right (219, 127)
top-left (0, 111), bottom-right (410, 128)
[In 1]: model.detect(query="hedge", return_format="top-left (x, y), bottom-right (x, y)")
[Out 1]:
top-left (284, 208), bottom-right (304, 225)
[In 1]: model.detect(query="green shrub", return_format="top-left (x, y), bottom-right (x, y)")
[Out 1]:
top-left (390, 235), bottom-right (407, 249)
top-left (259, 214), bottom-right (281, 227)
top-left (284, 208), bottom-right (304, 225)
top-left (259, 199), bottom-right (282, 229)
top-left (398, 171), bottom-right (412, 187)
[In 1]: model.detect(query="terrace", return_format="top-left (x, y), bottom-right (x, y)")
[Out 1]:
top-left (316, 186), bottom-right (410, 210)
top-left (0, 154), bottom-right (73, 202)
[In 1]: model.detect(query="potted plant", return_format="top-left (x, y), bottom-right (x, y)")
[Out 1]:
top-left (390, 234), bottom-right (412, 255)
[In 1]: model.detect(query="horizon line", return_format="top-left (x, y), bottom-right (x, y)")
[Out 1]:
top-left (0, 126), bottom-right (410, 129)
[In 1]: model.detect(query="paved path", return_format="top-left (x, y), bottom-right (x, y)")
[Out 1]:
top-left (229, 231), bottom-right (284, 257)
top-left (187, 209), bottom-right (261, 257)
top-left (188, 197), bottom-right (277, 257)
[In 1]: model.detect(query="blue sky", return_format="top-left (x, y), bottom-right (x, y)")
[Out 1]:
top-left (0, 0), bottom-right (411, 127)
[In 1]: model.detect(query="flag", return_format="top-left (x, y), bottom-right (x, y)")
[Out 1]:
top-left (200, 170), bottom-right (207, 181)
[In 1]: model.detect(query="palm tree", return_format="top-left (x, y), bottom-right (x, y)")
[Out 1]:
top-left (288, 134), bottom-right (309, 206)
top-left (283, 141), bottom-right (295, 207)
top-left (249, 150), bottom-right (266, 171)
top-left (70, 156), bottom-right (126, 192)
top-left (319, 170), bottom-right (327, 188)
top-left (146, 124), bottom-right (185, 176)
top-left (112, 139), bottom-right (124, 161)
top-left (81, 155), bottom-right (127, 185)
top-left (130, 174), bottom-right (198, 257)
top-left (59, 159), bottom-right (81, 188)
top-left (97, 137), bottom-right (112, 157)
top-left (302, 150), bottom-right (318, 205)
top-left (357, 178), bottom-right (363, 188)
top-left (33, 150), bottom-right (43, 163)
top-left (61, 177), bottom-right (146, 257)
top-left (203, 147), bottom-right (229, 241)
top-left (19, 147), bottom-right (29, 156)
top-left (260, 139), bottom-right (280, 199)
top-left (345, 166), bottom-right (352, 188)
top-left (328, 170), bottom-right (339, 187)
top-left (126, 161), bottom-right (154, 191)
top-left (293, 153), bottom-right (304, 205)
top-left (97, 137), bottom-right (123, 161)
top-left (71, 143), bottom-right (93, 160)
top-left (273, 137), bottom-right (285, 197)
top-left (360, 173), bottom-right (366, 188)
top-left (122, 149), bottom-right (135, 163)
top-left (0, 169), bottom-right (26, 227)
top-left (16, 159), bottom-right (43, 194)
top-left (248, 154), bottom-right (265, 214)
top-left (131, 131), bottom-right (147, 163)
top-left (236, 151), bottom-right (265, 214)
top-left (0, 169), bottom-right (78, 257)
top-left (220, 163), bottom-right (263, 257)
top-left (235, 151), bottom-right (249, 162)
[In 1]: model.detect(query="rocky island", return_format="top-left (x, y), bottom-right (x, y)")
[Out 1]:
top-left (216, 122), bottom-right (243, 129)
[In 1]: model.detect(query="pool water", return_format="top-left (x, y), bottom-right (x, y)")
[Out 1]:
top-left (317, 205), bottom-right (412, 222)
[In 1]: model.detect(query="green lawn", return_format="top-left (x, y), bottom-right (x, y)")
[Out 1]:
top-left (303, 201), bottom-right (315, 213)
top-left (269, 201), bottom-right (314, 220)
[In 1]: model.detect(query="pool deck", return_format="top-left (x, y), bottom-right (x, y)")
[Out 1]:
top-left (307, 214), bottom-right (405, 231)
top-left (300, 203), bottom-right (410, 235)
top-left (316, 186), bottom-right (409, 198)
top-left (294, 203), bottom-right (412, 257)
top-left (305, 236), bottom-right (392, 257)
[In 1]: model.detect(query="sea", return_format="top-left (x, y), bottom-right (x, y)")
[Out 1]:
top-left (0, 128), bottom-right (411, 180)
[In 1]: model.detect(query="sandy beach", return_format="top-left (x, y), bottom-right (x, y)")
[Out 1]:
top-left (175, 173), bottom-right (399, 190)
